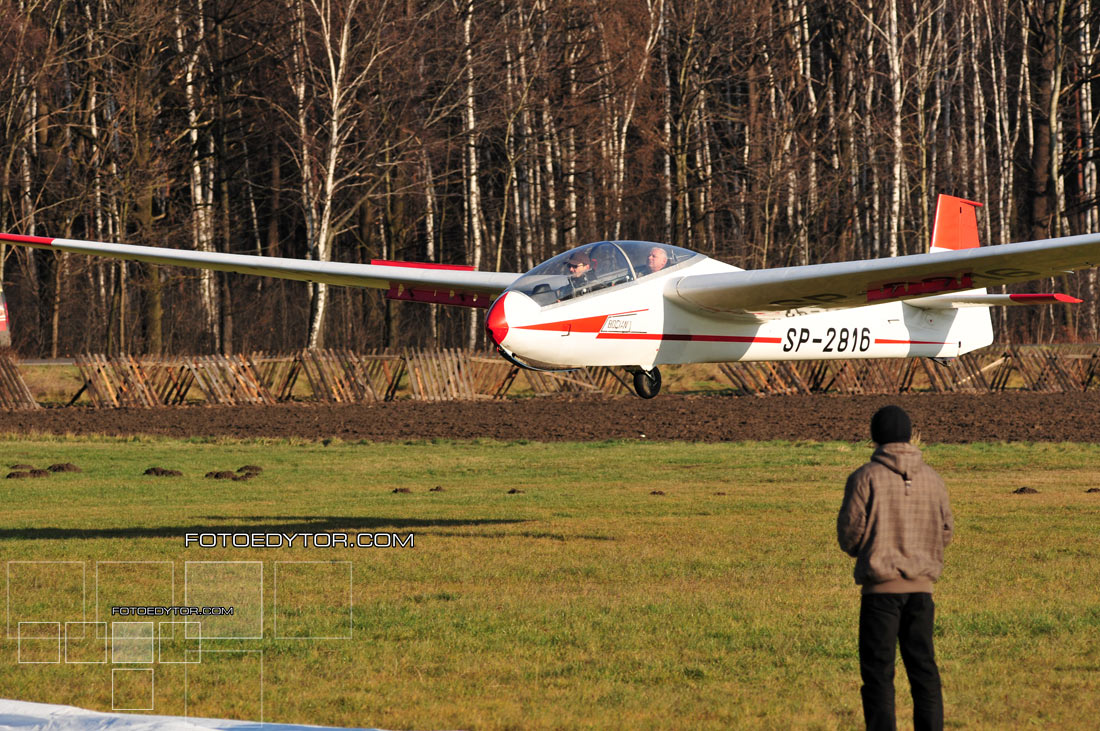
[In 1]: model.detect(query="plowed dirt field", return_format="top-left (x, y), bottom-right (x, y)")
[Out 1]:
top-left (2, 392), bottom-right (1098, 442)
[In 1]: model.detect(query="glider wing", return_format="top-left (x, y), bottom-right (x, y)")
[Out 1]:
top-left (0, 233), bottom-right (519, 308)
top-left (668, 233), bottom-right (1100, 314)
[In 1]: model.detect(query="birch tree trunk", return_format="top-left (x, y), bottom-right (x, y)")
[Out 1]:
top-left (16, 0), bottom-right (41, 350)
top-left (860, 0), bottom-right (881, 259)
top-left (421, 145), bottom-right (439, 344)
top-left (1080, 0), bottom-right (1098, 334)
top-left (540, 102), bottom-right (559, 256)
top-left (457, 0), bottom-right (484, 349)
top-left (175, 0), bottom-right (220, 349)
top-left (661, 9), bottom-right (673, 244)
top-left (885, 0), bottom-right (903, 257)
top-left (281, 0), bottom-right (390, 348)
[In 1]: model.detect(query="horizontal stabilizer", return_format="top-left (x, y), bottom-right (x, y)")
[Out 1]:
top-left (910, 292), bottom-right (1083, 309)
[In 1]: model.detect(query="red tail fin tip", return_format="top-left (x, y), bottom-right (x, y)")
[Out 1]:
top-left (930, 194), bottom-right (983, 251)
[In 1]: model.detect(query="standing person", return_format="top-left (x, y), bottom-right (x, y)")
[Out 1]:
top-left (837, 405), bottom-right (954, 731)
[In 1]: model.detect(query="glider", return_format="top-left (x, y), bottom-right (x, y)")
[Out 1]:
top-left (3, 195), bottom-right (1099, 398)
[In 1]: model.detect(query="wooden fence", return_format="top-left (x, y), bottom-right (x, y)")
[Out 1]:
top-left (56, 349), bottom-right (631, 407)
top-left (715, 346), bottom-right (1100, 396)
top-left (72, 353), bottom-right (275, 407)
top-left (0, 354), bottom-right (38, 409)
top-left (3, 345), bottom-right (1100, 408)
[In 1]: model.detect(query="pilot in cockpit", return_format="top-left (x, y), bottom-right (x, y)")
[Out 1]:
top-left (558, 250), bottom-right (596, 299)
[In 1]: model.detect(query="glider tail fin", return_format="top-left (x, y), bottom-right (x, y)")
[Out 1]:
top-left (930, 194), bottom-right (983, 252)
top-left (925, 195), bottom-right (992, 356)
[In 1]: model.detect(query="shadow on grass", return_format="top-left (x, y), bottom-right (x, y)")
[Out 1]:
top-left (0, 515), bottom-right (528, 541)
top-left (434, 530), bottom-right (616, 541)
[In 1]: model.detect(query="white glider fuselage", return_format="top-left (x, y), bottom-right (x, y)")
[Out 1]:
top-left (489, 253), bottom-right (993, 370)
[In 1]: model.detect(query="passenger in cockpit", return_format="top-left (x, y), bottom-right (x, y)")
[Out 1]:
top-left (637, 246), bottom-right (669, 276)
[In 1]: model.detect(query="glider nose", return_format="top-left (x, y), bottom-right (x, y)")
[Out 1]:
top-left (486, 293), bottom-right (510, 347)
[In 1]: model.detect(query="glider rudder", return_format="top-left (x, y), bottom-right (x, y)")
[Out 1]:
top-left (930, 194), bottom-right (982, 252)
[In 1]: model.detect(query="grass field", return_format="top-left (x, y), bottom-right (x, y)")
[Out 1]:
top-left (1, 435), bottom-right (1098, 729)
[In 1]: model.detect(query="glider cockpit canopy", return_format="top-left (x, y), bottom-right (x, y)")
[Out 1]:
top-left (507, 240), bottom-right (701, 306)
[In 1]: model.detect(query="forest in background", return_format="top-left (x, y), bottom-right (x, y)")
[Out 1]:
top-left (1, 0), bottom-right (1098, 357)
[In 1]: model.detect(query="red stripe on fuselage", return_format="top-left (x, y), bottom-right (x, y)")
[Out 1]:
top-left (596, 333), bottom-right (781, 343)
top-left (514, 310), bottom-right (778, 344)
top-left (515, 309), bottom-right (650, 334)
top-left (517, 314), bottom-right (609, 333)
top-left (874, 338), bottom-right (950, 345)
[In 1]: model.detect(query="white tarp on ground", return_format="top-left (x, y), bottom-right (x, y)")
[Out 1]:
top-left (0, 699), bottom-right (385, 731)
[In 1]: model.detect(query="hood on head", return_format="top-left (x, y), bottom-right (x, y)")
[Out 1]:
top-left (871, 442), bottom-right (924, 480)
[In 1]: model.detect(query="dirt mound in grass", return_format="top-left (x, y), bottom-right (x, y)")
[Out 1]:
top-left (2, 393), bottom-right (1100, 443)
top-left (144, 467), bottom-right (182, 477)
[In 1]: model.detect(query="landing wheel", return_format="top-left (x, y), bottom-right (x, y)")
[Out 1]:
top-left (632, 367), bottom-right (662, 399)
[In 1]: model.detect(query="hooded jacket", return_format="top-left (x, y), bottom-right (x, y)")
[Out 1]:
top-left (837, 442), bottom-right (954, 594)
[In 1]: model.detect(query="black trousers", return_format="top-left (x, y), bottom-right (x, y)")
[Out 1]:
top-left (859, 592), bottom-right (943, 731)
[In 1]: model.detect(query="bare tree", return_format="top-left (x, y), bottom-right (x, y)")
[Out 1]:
top-left (280, 0), bottom-right (398, 348)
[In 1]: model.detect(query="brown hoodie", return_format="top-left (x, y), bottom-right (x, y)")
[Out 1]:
top-left (837, 442), bottom-right (954, 594)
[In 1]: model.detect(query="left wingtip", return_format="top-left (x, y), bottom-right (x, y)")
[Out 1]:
top-left (0, 233), bottom-right (55, 247)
